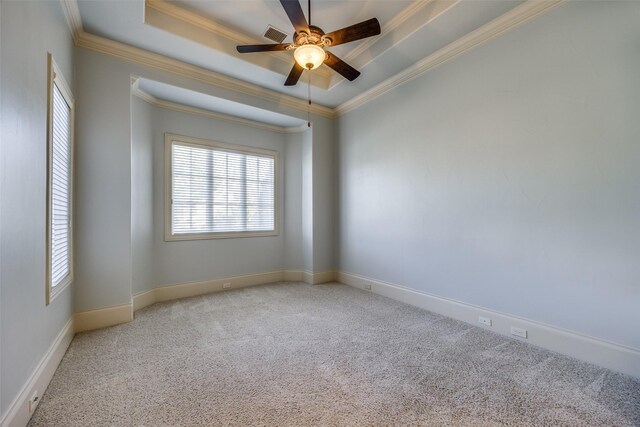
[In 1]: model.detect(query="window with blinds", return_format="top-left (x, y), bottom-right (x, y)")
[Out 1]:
top-left (46, 54), bottom-right (74, 304)
top-left (166, 134), bottom-right (278, 240)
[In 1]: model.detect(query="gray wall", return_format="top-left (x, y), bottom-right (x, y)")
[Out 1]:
top-left (74, 48), bottom-right (337, 311)
top-left (338, 1), bottom-right (640, 350)
top-left (311, 117), bottom-right (336, 272)
top-left (74, 48), bottom-right (133, 311)
top-left (131, 97), bottom-right (155, 294)
top-left (0, 0), bottom-right (74, 416)
top-left (284, 132), bottom-right (304, 271)
top-left (149, 107), bottom-right (292, 287)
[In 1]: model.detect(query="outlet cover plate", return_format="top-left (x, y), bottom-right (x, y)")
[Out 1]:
top-left (479, 316), bottom-right (492, 326)
top-left (511, 326), bottom-right (528, 339)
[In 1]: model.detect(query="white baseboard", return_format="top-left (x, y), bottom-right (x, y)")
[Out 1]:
top-left (303, 270), bottom-right (336, 285)
top-left (0, 318), bottom-right (74, 427)
top-left (133, 269), bottom-right (316, 312)
top-left (74, 303), bottom-right (133, 332)
top-left (283, 270), bottom-right (304, 282)
top-left (337, 271), bottom-right (640, 379)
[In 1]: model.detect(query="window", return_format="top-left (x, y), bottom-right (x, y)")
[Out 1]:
top-left (165, 133), bottom-right (278, 240)
top-left (46, 54), bottom-right (74, 304)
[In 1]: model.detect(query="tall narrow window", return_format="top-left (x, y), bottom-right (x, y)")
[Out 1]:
top-left (165, 133), bottom-right (278, 240)
top-left (46, 54), bottom-right (74, 304)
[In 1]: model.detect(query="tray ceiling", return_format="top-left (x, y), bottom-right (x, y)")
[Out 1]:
top-left (73, 0), bottom-right (562, 109)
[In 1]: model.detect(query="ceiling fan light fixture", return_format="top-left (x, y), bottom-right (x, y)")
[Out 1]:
top-left (294, 44), bottom-right (326, 70)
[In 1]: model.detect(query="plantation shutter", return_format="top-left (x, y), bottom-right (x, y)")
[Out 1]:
top-left (171, 142), bottom-right (275, 235)
top-left (50, 83), bottom-right (72, 287)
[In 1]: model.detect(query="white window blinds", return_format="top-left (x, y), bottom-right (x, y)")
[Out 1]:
top-left (170, 141), bottom-right (276, 236)
top-left (50, 82), bottom-right (72, 288)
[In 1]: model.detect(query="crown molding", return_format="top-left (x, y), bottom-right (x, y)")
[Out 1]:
top-left (132, 85), bottom-right (307, 134)
top-left (328, 0), bottom-right (459, 90)
top-left (334, 0), bottom-right (566, 116)
top-left (145, 0), bottom-right (333, 84)
top-left (62, 0), bottom-right (565, 120)
top-left (76, 31), bottom-right (336, 118)
top-left (146, 0), bottom-right (253, 45)
top-left (342, 0), bottom-right (432, 64)
top-left (59, 0), bottom-right (83, 43)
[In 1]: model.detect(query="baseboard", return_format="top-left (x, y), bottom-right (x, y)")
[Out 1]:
top-left (303, 270), bottom-right (336, 285)
top-left (283, 270), bottom-right (304, 282)
top-left (132, 288), bottom-right (155, 312)
top-left (0, 318), bottom-right (74, 427)
top-left (74, 303), bottom-right (133, 332)
top-left (337, 271), bottom-right (640, 379)
top-left (133, 269), bottom-right (317, 312)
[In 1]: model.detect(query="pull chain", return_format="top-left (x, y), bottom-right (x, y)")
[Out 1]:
top-left (307, 0), bottom-right (312, 127)
top-left (307, 72), bottom-right (311, 127)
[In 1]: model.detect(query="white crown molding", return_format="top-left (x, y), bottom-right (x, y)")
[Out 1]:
top-left (62, 0), bottom-right (565, 120)
top-left (59, 0), bottom-right (83, 43)
top-left (342, 0), bottom-right (433, 64)
top-left (132, 85), bottom-right (307, 133)
top-left (146, 0), bottom-right (254, 45)
top-left (335, 0), bottom-right (566, 116)
top-left (145, 0), bottom-right (333, 85)
top-left (328, 0), bottom-right (459, 90)
top-left (75, 31), bottom-right (336, 118)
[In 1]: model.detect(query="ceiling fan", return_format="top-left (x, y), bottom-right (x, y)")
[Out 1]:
top-left (236, 0), bottom-right (381, 86)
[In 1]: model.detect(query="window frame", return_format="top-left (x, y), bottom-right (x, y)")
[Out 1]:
top-left (46, 53), bottom-right (74, 305)
top-left (164, 133), bottom-right (279, 241)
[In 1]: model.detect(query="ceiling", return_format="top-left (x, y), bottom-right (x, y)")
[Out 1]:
top-left (74, 0), bottom-right (535, 109)
top-left (136, 78), bottom-right (307, 129)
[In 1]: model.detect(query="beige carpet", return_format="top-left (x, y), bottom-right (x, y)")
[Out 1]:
top-left (29, 282), bottom-right (639, 426)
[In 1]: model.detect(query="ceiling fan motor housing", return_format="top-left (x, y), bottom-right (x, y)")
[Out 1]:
top-left (295, 25), bottom-right (331, 47)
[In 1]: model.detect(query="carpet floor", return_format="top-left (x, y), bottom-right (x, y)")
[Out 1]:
top-left (29, 282), bottom-right (639, 426)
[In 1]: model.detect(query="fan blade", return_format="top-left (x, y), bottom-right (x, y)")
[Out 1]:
top-left (284, 62), bottom-right (304, 86)
top-left (324, 52), bottom-right (360, 81)
top-left (280, 0), bottom-right (309, 35)
top-left (237, 44), bottom-right (291, 53)
top-left (323, 18), bottom-right (381, 47)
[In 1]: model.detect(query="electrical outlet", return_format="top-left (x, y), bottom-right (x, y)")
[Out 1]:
top-left (478, 316), bottom-right (492, 327)
top-left (511, 326), bottom-right (528, 339)
top-left (364, 284), bottom-right (371, 290)
top-left (223, 282), bottom-right (231, 289)
top-left (29, 391), bottom-right (39, 413)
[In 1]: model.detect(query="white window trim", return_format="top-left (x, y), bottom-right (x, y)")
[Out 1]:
top-left (46, 53), bottom-right (74, 305)
top-left (164, 133), bottom-right (280, 241)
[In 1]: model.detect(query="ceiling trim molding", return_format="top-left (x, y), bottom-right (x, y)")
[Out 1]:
top-left (59, 0), bottom-right (83, 43)
top-left (146, 0), bottom-right (253, 44)
top-left (342, 0), bottom-right (432, 64)
top-left (329, 0), bottom-right (459, 90)
top-left (62, 0), bottom-right (565, 120)
top-left (75, 31), bottom-right (335, 118)
top-left (131, 84), bottom-right (307, 134)
top-left (335, 0), bottom-right (566, 116)
top-left (145, 0), bottom-right (333, 82)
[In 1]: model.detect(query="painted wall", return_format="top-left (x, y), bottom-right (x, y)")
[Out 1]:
top-left (311, 117), bottom-right (337, 273)
top-left (148, 106), bottom-right (292, 287)
top-left (283, 132), bottom-right (304, 271)
top-left (0, 0), bottom-right (74, 417)
top-left (74, 49), bottom-right (133, 311)
top-left (301, 128), bottom-right (314, 273)
top-left (338, 1), bottom-right (640, 349)
top-left (74, 48), bottom-right (337, 311)
top-left (131, 96), bottom-right (155, 294)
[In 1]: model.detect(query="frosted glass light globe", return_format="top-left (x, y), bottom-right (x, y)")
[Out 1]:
top-left (294, 44), bottom-right (326, 70)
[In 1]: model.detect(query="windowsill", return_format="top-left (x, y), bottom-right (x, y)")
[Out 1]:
top-left (164, 229), bottom-right (279, 242)
top-left (47, 275), bottom-right (73, 305)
